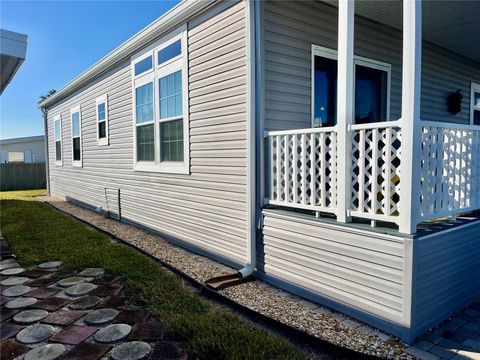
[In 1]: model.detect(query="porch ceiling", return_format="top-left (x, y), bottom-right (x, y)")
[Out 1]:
top-left (324, 0), bottom-right (480, 63)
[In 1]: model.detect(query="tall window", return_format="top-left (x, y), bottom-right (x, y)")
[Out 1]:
top-left (71, 106), bottom-right (82, 166)
top-left (312, 45), bottom-right (391, 127)
top-left (471, 82), bottom-right (480, 125)
top-left (54, 116), bottom-right (62, 165)
top-left (131, 26), bottom-right (188, 173)
top-left (96, 95), bottom-right (109, 145)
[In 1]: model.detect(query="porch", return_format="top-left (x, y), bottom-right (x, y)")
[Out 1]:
top-left (260, 0), bottom-right (480, 235)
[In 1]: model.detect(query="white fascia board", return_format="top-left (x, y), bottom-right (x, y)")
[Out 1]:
top-left (38, 0), bottom-right (216, 109)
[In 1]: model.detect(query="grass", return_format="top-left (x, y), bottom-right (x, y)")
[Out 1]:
top-left (0, 190), bottom-right (307, 360)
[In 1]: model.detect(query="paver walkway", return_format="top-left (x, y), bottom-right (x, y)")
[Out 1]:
top-left (0, 239), bottom-right (187, 360)
top-left (405, 303), bottom-right (480, 360)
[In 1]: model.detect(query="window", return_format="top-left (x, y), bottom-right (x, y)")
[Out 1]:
top-left (96, 95), bottom-right (109, 145)
top-left (54, 116), bottom-right (62, 165)
top-left (131, 25), bottom-right (189, 173)
top-left (158, 40), bottom-right (181, 65)
top-left (311, 45), bottom-right (391, 127)
top-left (70, 106), bottom-right (82, 166)
top-left (8, 152), bottom-right (24, 163)
top-left (134, 56), bottom-right (152, 76)
top-left (471, 82), bottom-right (480, 125)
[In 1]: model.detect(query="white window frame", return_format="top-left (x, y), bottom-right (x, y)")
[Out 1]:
top-left (131, 24), bottom-right (189, 174)
top-left (470, 82), bottom-right (480, 125)
top-left (311, 44), bottom-right (392, 127)
top-left (96, 94), bottom-right (109, 146)
top-left (54, 115), bottom-right (62, 166)
top-left (70, 105), bottom-right (83, 167)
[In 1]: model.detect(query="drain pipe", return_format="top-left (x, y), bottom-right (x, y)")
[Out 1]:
top-left (238, 0), bottom-right (257, 279)
top-left (41, 107), bottom-right (51, 195)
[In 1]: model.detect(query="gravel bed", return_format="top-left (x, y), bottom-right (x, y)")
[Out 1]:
top-left (39, 196), bottom-right (412, 359)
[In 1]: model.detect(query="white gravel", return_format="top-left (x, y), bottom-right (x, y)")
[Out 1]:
top-left (39, 196), bottom-right (412, 359)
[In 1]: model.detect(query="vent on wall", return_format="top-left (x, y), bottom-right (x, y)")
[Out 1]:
top-left (104, 187), bottom-right (121, 221)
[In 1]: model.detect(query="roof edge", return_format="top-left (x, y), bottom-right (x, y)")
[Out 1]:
top-left (38, 0), bottom-right (216, 109)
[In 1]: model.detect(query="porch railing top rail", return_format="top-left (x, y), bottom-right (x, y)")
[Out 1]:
top-left (350, 119), bottom-right (402, 131)
top-left (264, 125), bottom-right (337, 137)
top-left (421, 120), bottom-right (480, 131)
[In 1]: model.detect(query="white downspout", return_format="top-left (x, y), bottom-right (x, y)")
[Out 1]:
top-left (239, 0), bottom-right (256, 278)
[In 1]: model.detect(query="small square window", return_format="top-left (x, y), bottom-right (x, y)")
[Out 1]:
top-left (158, 40), bottom-right (181, 65)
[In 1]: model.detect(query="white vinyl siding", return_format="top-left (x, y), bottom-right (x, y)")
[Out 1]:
top-left (46, 1), bottom-right (247, 265)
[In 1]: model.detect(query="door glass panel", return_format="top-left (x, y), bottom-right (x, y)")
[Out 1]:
top-left (313, 56), bottom-right (337, 127)
top-left (355, 65), bottom-right (387, 124)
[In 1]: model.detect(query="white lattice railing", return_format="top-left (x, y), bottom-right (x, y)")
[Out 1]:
top-left (419, 121), bottom-right (480, 222)
top-left (264, 120), bottom-right (480, 230)
top-left (265, 127), bottom-right (338, 214)
top-left (349, 121), bottom-right (402, 224)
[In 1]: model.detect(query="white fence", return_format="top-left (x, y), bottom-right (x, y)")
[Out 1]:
top-left (266, 127), bottom-right (337, 214)
top-left (419, 121), bottom-right (480, 222)
top-left (350, 121), bottom-right (402, 223)
top-left (265, 120), bottom-right (480, 232)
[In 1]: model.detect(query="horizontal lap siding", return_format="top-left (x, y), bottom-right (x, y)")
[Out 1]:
top-left (263, 0), bottom-right (480, 131)
top-left (261, 210), bottom-right (405, 327)
top-left (47, 1), bottom-right (247, 265)
top-left (413, 223), bottom-right (480, 339)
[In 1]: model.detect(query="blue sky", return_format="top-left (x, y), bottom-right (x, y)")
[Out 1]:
top-left (0, 0), bottom-right (180, 139)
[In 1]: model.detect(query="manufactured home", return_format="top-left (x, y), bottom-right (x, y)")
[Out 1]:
top-left (39, 0), bottom-right (480, 343)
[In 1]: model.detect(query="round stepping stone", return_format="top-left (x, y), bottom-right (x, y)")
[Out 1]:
top-left (69, 295), bottom-right (101, 310)
top-left (65, 283), bottom-right (96, 297)
top-left (79, 268), bottom-right (105, 277)
top-left (16, 324), bottom-right (55, 344)
top-left (38, 261), bottom-right (62, 269)
top-left (14, 309), bottom-right (49, 324)
top-left (57, 276), bottom-right (86, 288)
top-left (94, 324), bottom-right (131, 343)
top-left (84, 308), bottom-right (119, 325)
top-left (0, 267), bottom-right (25, 275)
top-left (111, 341), bottom-right (152, 360)
top-left (2, 285), bottom-right (32, 297)
top-left (0, 262), bottom-right (19, 271)
top-left (24, 344), bottom-right (66, 360)
top-left (5, 297), bottom-right (37, 309)
top-left (1, 276), bottom-right (30, 286)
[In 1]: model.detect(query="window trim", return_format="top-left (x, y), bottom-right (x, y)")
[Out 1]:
top-left (131, 24), bottom-right (189, 174)
top-left (54, 115), bottom-right (62, 166)
top-left (96, 94), bottom-right (109, 146)
top-left (470, 82), bottom-right (480, 125)
top-left (311, 44), bottom-right (392, 127)
top-left (70, 105), bottom-right (83, 167)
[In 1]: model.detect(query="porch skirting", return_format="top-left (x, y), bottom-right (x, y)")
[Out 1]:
top-left (259, 208), bottom-right (480, 343)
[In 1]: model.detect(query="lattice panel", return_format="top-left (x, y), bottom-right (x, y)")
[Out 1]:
top-left (351, 126), bottom-right (402, 218)
top-left (420, 126), bottom-right (480, 220)
top-left (267, 129), bottom-right (337, 214)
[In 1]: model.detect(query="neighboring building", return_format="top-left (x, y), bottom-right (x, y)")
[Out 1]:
top-left (38, 0), bottom-right (480, 343)
top-left (0, 29), bottom-right (28, 94)
top-left (0, 135), bottom-right (45, 164)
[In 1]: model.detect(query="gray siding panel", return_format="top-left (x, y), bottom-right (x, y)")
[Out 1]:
top-left (261, 209), bottom-right (406, 336)
top-left (412, 222), bottom-right (480, 339)
top-left (263, 0), bottom-right (480, 131)
top-left (47, 1), bottom-right (247, 265)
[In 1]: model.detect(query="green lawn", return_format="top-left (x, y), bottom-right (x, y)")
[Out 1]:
top-left (0, 190), bottom-right (307, 360)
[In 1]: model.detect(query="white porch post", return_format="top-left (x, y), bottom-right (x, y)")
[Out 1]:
top-left (336, 0), bottom-right (355, 223)
top-left (399, 0), bottom-right (422, 234)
